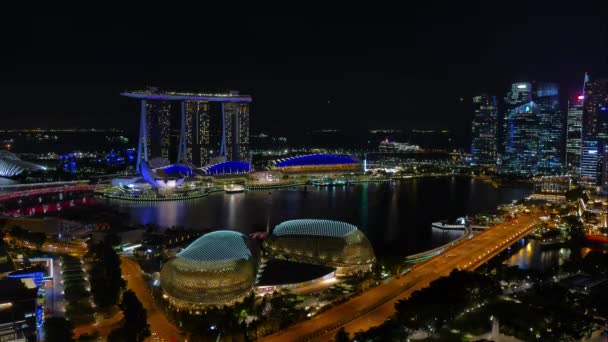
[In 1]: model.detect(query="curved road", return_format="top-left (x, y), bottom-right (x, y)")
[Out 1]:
top-left (121, 257), bottom-right (186, 342)
top-left (261, 213), bottom-right (541, 342)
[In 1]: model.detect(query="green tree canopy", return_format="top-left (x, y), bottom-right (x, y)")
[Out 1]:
top-left (43, 317), bottom-right (74, 342)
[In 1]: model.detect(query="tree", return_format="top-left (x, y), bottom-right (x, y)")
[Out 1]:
top-left (563, 215), bottom-right (585, 244)
top-left (43, 317), bottom-right (74, 342)
top-left (103, 233), bottom-right (122, 247)
top-left (119, 290), bottom-right (150, 342)
top-left (89, 241), bottom-right (125, 308)
top-left (30, 232), bottom-right (47, 249)
top-left (107, 328), bottom-right (128, 342)
top-left (335, 327), bottom-right (350, 342)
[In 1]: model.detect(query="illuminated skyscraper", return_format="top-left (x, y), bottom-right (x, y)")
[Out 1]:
top-left (535, 83), bottom-right (563, 174)
top-left (145, 100), bottom-right (172, 160)
top-left (184, 101), bottom-right (211, 167)
top-left (581, 140), bottom-right (600, 184)
top-left (502, 82), bottom-right (538, 174)
top-left (122, 89), bottom-right (252, 172)
top-left (583, 77), bottom-right (608, 141)
top-left (580, 75), bottom-right (608, 184)
top-left (500, 82), bottom-right (531, 158)
top-left (223, 102), bottom-right (250, 162)
top-left (470, 94), bottom-right (498, 166)
top-left (502, 82), bottom-right (563, 174)
top-left (566, 96), bottom-right (584, 176)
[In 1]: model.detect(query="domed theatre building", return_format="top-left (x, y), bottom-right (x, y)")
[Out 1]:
top-left (160, 231), bottom-right (257, 309)
top-left (264, 219), bottom-right (375, 276)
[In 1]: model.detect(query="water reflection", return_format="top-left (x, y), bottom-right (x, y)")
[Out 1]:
top-left (503, 239), bottom-right (572, 271)
top-left (106, 176), bottom-right (531, 258)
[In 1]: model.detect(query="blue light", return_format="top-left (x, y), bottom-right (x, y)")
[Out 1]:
top-left (8, 271), bottom-right (44, 287)
top-left (276, 154), bottom-right (358, 167)
top-left (203, 161), bottom-right (251, 175)
top-left (162, 165), bottom-right (192, 176)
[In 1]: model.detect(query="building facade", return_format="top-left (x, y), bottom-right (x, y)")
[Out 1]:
top-left (223, 102), bottom-right (250, 162)
top-left (501, 82), bottom-right (563, 175)
top-left (264, 219), bottom-right (376, 276)
top-left (159, 231), bottom-right (257, 309)
top-left (145, 101), bottom-right (172, 160)
top-left (566, 96), bottom-right (584, 176)
top-left (184, 101), bottom-right (211, 167)
top-left (581, 76), bottom-right (608, 185)
top-left (535, 83), bottom-right (563, 174)
top-left (122, 89), bottom-right (252, 171)
top-left (471, 94), bottom-right (498, 166)
top-left (581, 140), bottom-right (600, 184)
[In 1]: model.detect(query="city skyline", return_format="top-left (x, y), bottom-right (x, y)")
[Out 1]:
top-left (2, 6), bottom-right (606, 141)
top-left (1, 8), bottom-right (608, 342)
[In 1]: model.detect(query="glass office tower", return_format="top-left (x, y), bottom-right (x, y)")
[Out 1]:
top-left (471, 94), bottom-right (498, 166)
top-left (566, 96), bottom-right (584, 176)
top-left (535, 83), bottom-right (563, 174)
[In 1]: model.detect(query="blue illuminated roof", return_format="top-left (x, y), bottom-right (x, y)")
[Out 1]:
top-left (177, 231), bottom-right (252, 262)
top-left (202, 161), bottom-right (251, 175)
top-left (160, 164), bottom-right (192, 177)
top-left (275, 154), bottom-right (359, 167)
top-left (273, 219), bottom-right (358, 238)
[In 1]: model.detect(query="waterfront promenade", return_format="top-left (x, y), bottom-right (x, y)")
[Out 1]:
top-left (261, 212), bottom-right (541, 342)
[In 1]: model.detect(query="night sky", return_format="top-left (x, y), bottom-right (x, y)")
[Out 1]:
top-left (2, 5), bottom-right (607, 146)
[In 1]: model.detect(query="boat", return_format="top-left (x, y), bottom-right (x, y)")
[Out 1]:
top-left (312, 177), bottom-right (347, 187)
top-left (585, 234), bottom-right (608, 244)
top-left (224, 183), bottom-right (245, 193)
top-left (431, 217), bottom-right (467, 230)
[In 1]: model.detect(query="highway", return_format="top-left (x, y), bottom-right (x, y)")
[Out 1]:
top-left (121, 257), bottom-right (186, 342)
top-left (261, 213), bottom-right (541, 342)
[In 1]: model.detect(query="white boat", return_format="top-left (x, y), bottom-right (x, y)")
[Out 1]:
top-left (224, 183), bottom-right (245, 193)
top-left (431, 217), bottom-right (467, 230)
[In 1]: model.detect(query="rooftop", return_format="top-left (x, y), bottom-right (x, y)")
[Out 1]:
top-left (121, 89), bottom-right (252, 102)
top-left (177, 230), bottom-right (253, 262)
top-left (275, 154), bottom-right (359, 167)
top-left (273, 219), bottom-right (358, 238)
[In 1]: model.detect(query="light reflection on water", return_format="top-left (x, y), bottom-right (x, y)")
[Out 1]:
top-left (106, 176), bottom-right (531, 258)
top-left (503, 239), bottom-right (572, 271)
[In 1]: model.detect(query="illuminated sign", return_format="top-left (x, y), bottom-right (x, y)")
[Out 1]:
top-left (578, 95), bottom-right (584, 100)
top-left (517, 84), bottom-right (527, 89)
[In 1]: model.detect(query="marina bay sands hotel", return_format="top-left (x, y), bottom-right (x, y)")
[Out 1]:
top-left (122, 88), bottom-right (252, 170)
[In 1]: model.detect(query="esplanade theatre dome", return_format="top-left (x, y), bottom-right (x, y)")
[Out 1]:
top-left (264, 219), bottom-right (376, 276)
top-left (160, 231), bottom-right (257, 309)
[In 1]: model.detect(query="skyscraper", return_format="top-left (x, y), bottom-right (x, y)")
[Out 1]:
top-left (122, 89), bottom-right (252, 171)
top-left (470, 94), bottom-right (498, 166)
top-left (502, 82), bottom-right (563, 175)
top-left (184, 101), bottom-right (211, 167)
top-left (224, 102), bottom-right (250, 162)
top-left (566, 96), bottom-right (584, 176)
top-left (145, 100), bottom-right (172, 160)
top-left (535, 83), bottom-right (563, 174)
top-left (581, 140), bottom-right (600, 184)
top-left (581, 75), bottom-right (608, 184)
top-left (583, 77), bottom-right (608, 141)
top-left (502, 82), bottom-right (537, 174)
